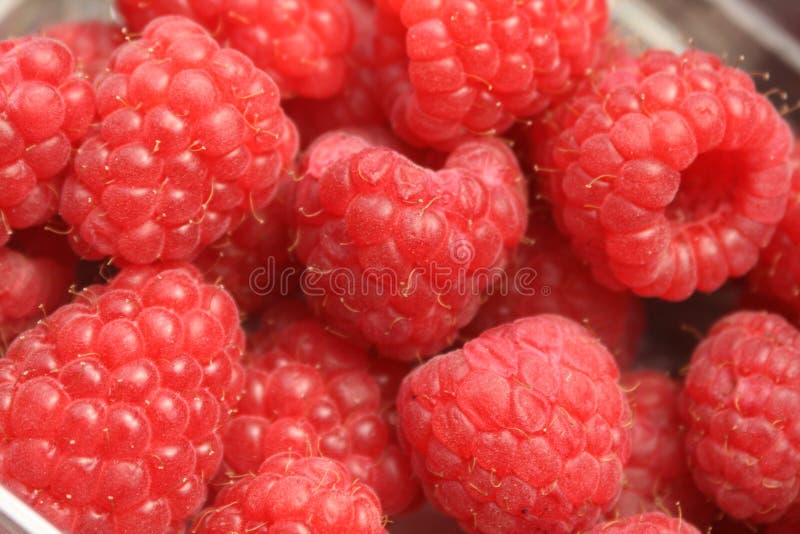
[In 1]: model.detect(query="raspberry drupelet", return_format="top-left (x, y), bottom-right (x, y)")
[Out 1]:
top-left (533, 49), bottom-right (794, 301)
top-left (114, 0), bottom-right (354, 99)
top-left (285, 0), bottom-right (386, 143)
top-left (41, 21), bottom-right (125, 82)
top-left (0, 37), bottom-right (95, 246)
top-left (191, 452), bottom-right (387, 533)
top-left (0, 263), bottom-right (245, 532)
top-left (289, 131), bottom-right (527, 361)
top-left (465, 198), bottom-right (644, 368)
top-left (194, 198), bottom-right (295, 317)
top-left (747, 146), bottom-right (800, 323)
top-left (59, 16), bottom-right (298, 265)
top-left (680, 311), bottom-right (800, 523)
top-left (591, 512), bottom-right (702, 534)
top-left (612, 371), bottom-right (713, 527)
top-left (221, 306), bottom-right (420, 515)
top-left (396, 315), bottom-right (632, 533)
top-left (0, 229), bottom-right (77, 344)
top-left (373, 0), bottom-right (609, 149)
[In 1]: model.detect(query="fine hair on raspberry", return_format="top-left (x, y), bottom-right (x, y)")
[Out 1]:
top-left (535, 49), bottom-right (793, 300)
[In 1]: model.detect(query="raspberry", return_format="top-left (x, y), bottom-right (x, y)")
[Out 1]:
top-left (290, 131), bottom-right (527, 360)
top-left (465, 201), bottom-right (644, 368)
top-left (396, 315), bottom-right (632, 533)
top-left (194, 199), bottom-right (295, 316)
top-left (0, 229), bottom-right (76, 344)
top-left (41, 21), bottom-right (124, 81)
top-left (221, 309), bottom-right (420, 515)
top-left (0, 263), bottom-right (245, 532)
top-left (680, 311), bottom-right (800, 523)
top-left (285, 0), bottom-right (385, 142)
top-left (191, 452), bottom-right (386, 533)
top-left (373, 0), bottom-right (609, 149)
top-left (532, 49), bottom-right (794, 301)
top-left (747, 147), bottom-right (800, 323)
top-left (0, 37), bottom-right (95, 246)
top-left (591, 512), bottom-right (702, 534)
top-left (613, 371), bottom-right (713, 526)
top-left (114, 0), bottom-right (354, 99)
top-left (59, 16), bottom-right (298, 265)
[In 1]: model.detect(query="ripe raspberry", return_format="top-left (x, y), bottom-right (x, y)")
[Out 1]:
top-left (194, 200), bottom-right (294, 316)
top-left (396, 315), bottom-right (632, 533)
top-left (290, 131), bottom-right (527, 360)
top-left (680, 311), bottom-right (800, 523)
top-left (465, 201), bottom-right (644, 368)
top-left (284, 0), bottom-right (385, 142)
top-left (747, 147), bottom-right (800, 323)
top-left (533, 49), bottom-right (794, 301)
top-left (191, 452), bottom-right (386, 533)
top-left (114, 0), bottom-right (354, 99)
top-left (373, 0), bottom-right (609, 149)
top-left (613, 371), bottom-right (713, 526)
top-left (0, 263), bottom-right (245, 532)
top-left (221, 310), bottom-right (420, 515)
top-left (0, 229), bottom-right (76, 344)
top-left (59, 16), bottom-right (298, 265)
top-left (591, 512), bottom-right (701, 534)
top-left (41, 21), bottom-right (124, 81)
top-left (0, 37), bottom-right (95, 246)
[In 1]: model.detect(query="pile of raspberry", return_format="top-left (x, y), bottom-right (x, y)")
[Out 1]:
top-left (1, 1), bottom-right (800, 533)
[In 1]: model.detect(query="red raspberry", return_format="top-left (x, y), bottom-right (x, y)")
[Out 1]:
top-left (680, 311), bottom-right (800, 523)
top-left (194, 201), bottom-right (295, 316)
top-left (396, 315), bottom-right (632, 533)
top-left (373, 0), bottom-right (609, 149)
top-left (0, 37), bottom-right (95, 246)
top-left (285, 0), bottom-right (385, 142)
top-left (613, 371), bottom-right (713, 526)
top-left (192, 452), bottom-right (386, 533)
top-left (59, 16), bottom-right (298, 265)
top-left (114, 0), bottom-right (354, 99)
top-left (221, 309), bottom-right (420, 515)
top-left (290, 131), bottom-right (527, 360)
top-left (465, 201), bottom-right (644, 368)
top-left (747, 147), bottom-right (800, 323)
top-left (0, 263), bottom-right (245, 532)
top-left (41, 21), bottom-right (125, 81)
top-left (0, 229), bottom-right (77, 344)
top-left (532, 49), bottom-right (793, 301)
top-left (591, 512), bottom-right (702, 534)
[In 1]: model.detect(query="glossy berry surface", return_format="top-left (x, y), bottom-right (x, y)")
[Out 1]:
top-left (374, 0), bottom-right (609, 149)
top-left (41, 21), bottom-right (124, 81)
top-left (60, 16), bottom-right (298, 264)
top-left (396, 315), bottom-right (632, 533)
top-left (680, 311), bottom-right (800, 523)
top-left (533, 49), bottom-right (793, 300)
top-left (592, 512), bottom-right (702, 534)
top-left (0, 263), bottom-right (245, 532)
top-left (290, 130), bottom-right (527, 360)
top-left (221, 308), bottom-right (420, 515)
top-left (115, 0), bottom-right (354, 99)
top-left (192, 452), bottom-right (387, 533)
top-left (613, 371), bottom-right (712, 526)
top-left (465, 199), bottom-right (644, 368)
top-left (0, 37), bottom-right (95, 246)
